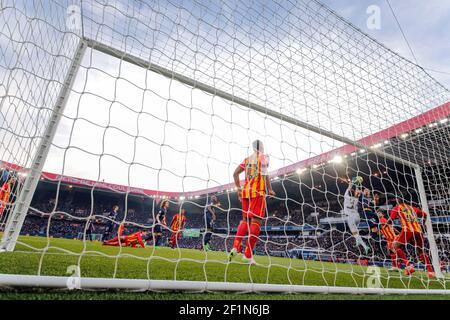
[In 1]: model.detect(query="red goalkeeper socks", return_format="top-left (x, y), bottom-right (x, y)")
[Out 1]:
top-left (396, 248), bottom-right (409, 267)
top-left (390, 253), bottom-right (399, 268)
top-left (233, 219), bottom-right (248, 250)
top-left (244, 222), bottom-right (261, 259)
top-left (419, 253), bottom-right (433, 272)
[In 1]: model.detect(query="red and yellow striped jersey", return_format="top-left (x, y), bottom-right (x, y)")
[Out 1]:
top-left (125, 231), bottom-right (145, 248)
top-left (379, 217), bottom-right (397, 242)
top-left (390, 204), bottom-right (425, 233)
top-left (170, 213), bottom-right (186, 232)
top-left (240, 153), bottom-right (269, 199)
top-left (0, 181), bottom-right (12, 204)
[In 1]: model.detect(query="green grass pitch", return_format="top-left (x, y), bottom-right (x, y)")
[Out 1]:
top-left (0, 235), bottom-right (450, 300)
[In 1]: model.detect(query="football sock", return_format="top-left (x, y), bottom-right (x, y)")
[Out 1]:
top-left (154, 235), bottom-right (161, 246)
top-left (233, 219), bottom-right (248, 250)
top-left (396, 248), bottom-right (409, 267)
top-left (204, 231), bottom-right (212, 246)
top-left (244, 222), bottom-right (261, 259)
top-left (419, 252), bottom-right (433, 272)
top-left (390, 253), bottom-right (399, 268)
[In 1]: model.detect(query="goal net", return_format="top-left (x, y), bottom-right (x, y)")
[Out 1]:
top-left (0, 0), bottom-right (449, 294)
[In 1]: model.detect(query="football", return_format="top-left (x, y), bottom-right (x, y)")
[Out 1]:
top-left (352, 176), bottom-right (363, 186)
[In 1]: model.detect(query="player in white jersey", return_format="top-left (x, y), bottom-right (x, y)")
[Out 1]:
top-left (343, 176), bottom-right (369, 255)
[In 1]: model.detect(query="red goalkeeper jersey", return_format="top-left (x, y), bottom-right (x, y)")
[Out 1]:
top-left (0, 181), bottom-right (12, 204)
top-left (124, 231), bottom-right (145, 248)
top-left (390, 203), bottom-right (425, 233)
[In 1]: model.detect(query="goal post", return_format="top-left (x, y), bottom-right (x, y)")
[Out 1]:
top-left (0, 0), bottom-right (449, 295)
top-left (0, 39), bottom-right (87, 252)
top-left (414, 166), bottom-right (444, 279)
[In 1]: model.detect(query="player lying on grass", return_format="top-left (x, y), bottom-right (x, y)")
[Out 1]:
top-left (378, 212), bottom-right (409, 271)
top-left (103, 229), bottom-right (150, 248)
top-left (104, 222), bottom-right (127, 242)
top-left (389, 199), bottom-right (435, 278)
top-left (228, 140), bottom-right (276, 265)
top-left (169, 208), bottom-right (186, 248)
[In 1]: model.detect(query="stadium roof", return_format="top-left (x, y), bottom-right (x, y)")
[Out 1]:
top-left (1, 102), bottom-right (449, 199)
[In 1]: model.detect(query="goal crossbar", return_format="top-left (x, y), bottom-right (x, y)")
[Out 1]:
top-left (84, 38), bottom-right (418, 169)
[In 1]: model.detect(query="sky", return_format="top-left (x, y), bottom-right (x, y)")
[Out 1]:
top-left (1, 0), bottom-right (449, 194)
top-left (320, 0), bottom-right (450, 89)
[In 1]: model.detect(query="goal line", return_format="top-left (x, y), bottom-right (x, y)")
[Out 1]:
top-left (0, 274), bottom-right (449, 295)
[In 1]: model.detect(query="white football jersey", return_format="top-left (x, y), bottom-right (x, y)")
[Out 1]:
top-left (344, 187), bottom-right (359, 211)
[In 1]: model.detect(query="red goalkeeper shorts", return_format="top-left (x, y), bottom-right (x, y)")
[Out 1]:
top-left (241, 196), bottom-right (266, 219)
top-left (394, 230), bottom-right (424, 247)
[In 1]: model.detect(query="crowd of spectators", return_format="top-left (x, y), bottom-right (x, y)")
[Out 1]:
top-left (19, 188), bottom-right (343, 237)
top-left (1, 177), bottom-right (446, 269)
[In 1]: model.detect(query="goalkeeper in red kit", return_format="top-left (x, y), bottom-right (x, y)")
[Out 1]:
top-left (228, 140), bottom-right (275, 264)
top-left (103, 229), bottom-right (149, 248)
top-left (103, 222), bottom-right (126, 243)
top-left (169, 209), bottom-right (187, 248)
top-left (389, 199), bottom-right (435, 278)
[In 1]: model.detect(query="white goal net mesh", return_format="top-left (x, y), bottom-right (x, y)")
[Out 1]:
top-left (0, 0), bottom-right (449, 293)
